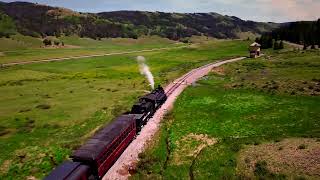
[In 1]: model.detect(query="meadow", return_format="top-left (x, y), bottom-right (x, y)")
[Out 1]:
top-left (0, 35), bottom-right (183, 64)
top-left (0, 37), bottom-right (250, 179)
top-left (133, 50), bottom-right (320, 179)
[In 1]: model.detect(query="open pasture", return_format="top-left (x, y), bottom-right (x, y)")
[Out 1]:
top-left (0, 39), bottom-right (249, 179)
top-left (0, 35), bottom-right (183, 64)
top-left (133, 50), bottom-right (320, 179)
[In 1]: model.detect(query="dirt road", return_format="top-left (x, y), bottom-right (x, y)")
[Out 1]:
top-left (0, 46), bottom-right (187, 67)
top-left (283, 41), bottom-right (303, 50)
top-left (103, 57), bottom-right (246, 180)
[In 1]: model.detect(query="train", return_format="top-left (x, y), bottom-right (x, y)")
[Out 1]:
top-left (45, 85), bottom-right (167, 180)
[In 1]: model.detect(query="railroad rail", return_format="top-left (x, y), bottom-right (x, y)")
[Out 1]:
top-left (165, 59), bottom-right (225, 96)
top-left (104, 56), bottom-right (246, 180)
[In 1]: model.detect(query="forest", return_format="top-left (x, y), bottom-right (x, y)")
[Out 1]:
top-left (258, 19), bottom-right (320, 49)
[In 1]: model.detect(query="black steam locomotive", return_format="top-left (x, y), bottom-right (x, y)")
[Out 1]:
top-left (45, 85), bottom-right (167, 180)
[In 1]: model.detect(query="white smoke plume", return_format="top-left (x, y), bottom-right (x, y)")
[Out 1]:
top-left (137, 56), bottom-right (155, 90)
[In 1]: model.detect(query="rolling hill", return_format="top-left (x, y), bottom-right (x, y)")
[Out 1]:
top-left (0, 1), bottom-right (278, 40)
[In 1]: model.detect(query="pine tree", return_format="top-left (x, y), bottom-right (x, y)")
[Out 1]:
top-left (255, 37), bottom-right (260, 43)
top-left (303, 44), bottom-right (307, 50)
top-left (317, 19), bottom-right (320, 45)
top-left (43, 39), bottom-right (52, 46)
top-left (0, 13), bottom-right (16, 37)
top-left (268, 20), bottom-right (319, 46)
top-left (273, 41), bottom-right (279, 50)
top-left (279, 41), bottom-right (284, 49)
top-left (267, 37), bottom-right (273, 48)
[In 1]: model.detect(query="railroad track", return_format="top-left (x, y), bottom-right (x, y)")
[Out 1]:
top-left (165, 59), bottom-right (227, 96)
top-left (104, 56), bottom-right (246, 180)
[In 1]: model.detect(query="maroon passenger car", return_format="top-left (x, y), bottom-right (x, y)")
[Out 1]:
top-left (44, 161), bottom-right (92, 180)
top-left (71, 115), bottom-right (136, 179)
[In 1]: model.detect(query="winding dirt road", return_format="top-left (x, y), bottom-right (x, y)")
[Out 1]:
top-left (1, 46), bottom-right (186, 67)
top-left (103, 57), bottom-right (246, 180)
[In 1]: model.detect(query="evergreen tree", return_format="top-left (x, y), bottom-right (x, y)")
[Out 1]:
top-left (266, 20), bottom-right (319, 46)
top-left (311, 43), bottom-right (315, 49)
top-left (267, 37), bottom-right (273, 48)
top-left (255, 37), bottom-right (260, 43)
top-left (273, 41), bottom-right (279, 50)
top-left (279, 41), bottom-right (284, 49)
top-left (0, 13), bottom-right (16, 37)
top-left (303, 44), bottom-right (307, 50)
top-left (43, 39), bottom-right (52, 46)
top-left (317, 19), bottom-right (320, 45)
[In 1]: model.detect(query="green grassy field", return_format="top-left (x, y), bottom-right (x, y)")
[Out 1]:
top-left (0, 38), bottom-right (249, 179)
top-left (0, 35), bottom-right (183, 64)
top-left (133, 50), bottom-right (320, 179)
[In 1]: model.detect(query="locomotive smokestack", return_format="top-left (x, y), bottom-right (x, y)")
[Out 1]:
top-left (137, 56), bottom-right (155, 90)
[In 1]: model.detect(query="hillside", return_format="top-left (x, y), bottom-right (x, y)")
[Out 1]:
top-left (0, 1), bottom-right (278, 40)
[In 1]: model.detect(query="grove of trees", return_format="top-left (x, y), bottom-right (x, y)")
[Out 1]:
top-left (259, 19), bottom-right (320, 48)
top-left (0, 12), bottom-right (16, 37)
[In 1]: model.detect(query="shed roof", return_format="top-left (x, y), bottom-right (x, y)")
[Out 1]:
top-left (250, 42), bottom-right (261, 47)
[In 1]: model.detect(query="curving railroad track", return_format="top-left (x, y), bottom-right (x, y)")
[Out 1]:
top-left (104, 56), bottom-right (246, 180)
top-left (165, 57), bottom-right (243, 96)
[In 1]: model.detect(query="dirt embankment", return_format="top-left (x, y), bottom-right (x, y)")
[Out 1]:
top-left (238, 138), bottom-right (320, 179)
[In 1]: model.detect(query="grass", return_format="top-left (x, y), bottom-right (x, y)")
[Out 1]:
top-left (133, 49), bottom-right (320, 179)
top-left (238, 138), bottom-right (319, 179)
top-left (0, 35), bottom-right (183, 64)
top-left (0, 38), bottom-right (249, 179)
top-left (0, 34), bottom-right (43, 51)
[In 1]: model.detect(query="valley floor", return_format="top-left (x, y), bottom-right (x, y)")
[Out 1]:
top-left (0, 37), bottom-right (249, 179)
top-left (132, 50), bottom-right (320, 179)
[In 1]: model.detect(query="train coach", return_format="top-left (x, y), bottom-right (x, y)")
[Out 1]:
top-left (45, 86), bottom-right (167, 180)
top-left (71, 115), bottom-right (136, 179)
top-left (44, 161), bottom-right (93, 180)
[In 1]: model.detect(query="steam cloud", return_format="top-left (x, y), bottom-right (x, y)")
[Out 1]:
top-left (137, 56), bottom-right (155, 90)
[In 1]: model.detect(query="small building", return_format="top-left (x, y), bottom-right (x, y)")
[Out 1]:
top-left (249, 42), bottom-right (261, 58)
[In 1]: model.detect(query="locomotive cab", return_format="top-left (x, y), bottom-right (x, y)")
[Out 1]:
top-left (131, 100), bottom-right (155, 114)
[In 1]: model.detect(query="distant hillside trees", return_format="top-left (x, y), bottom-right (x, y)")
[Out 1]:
top-left (279, 41), bottom-right (284, 49)
top-left (260, 19), bottom-right (320, 47)
top-left (0, 12), bottom-right (16, 37)
top-left (43, 38), bottom-right (51, 46)
top-left (273, 40), bottom-right (284, 50)
top-left (0, 2), bottom-right (278, 40)
top-left (255, 36), bottom-right (284, 50)
top-left (255, 36), bottom-right (273, 49)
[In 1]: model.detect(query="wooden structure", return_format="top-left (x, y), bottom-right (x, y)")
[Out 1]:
top-left (249, 42), bottom-right (261, 58)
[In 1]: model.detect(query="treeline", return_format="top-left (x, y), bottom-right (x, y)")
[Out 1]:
top-left (259, 19), bottom-right (320, 48)
top-left (0, 12), bottom-right (16, 37)
top-left (255, 36), bottom-right (284, 50)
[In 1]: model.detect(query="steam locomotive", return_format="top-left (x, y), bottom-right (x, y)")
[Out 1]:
top-left (45, 85), bottom-right (167, 180)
